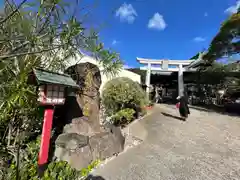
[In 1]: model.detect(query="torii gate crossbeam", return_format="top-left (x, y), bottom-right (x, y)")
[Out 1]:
top-left (137, 56), bottom-right (204, 99)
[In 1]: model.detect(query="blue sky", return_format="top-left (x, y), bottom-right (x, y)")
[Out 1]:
top-left (81, 0), bottom-right (240, 68)
top-left (2, 0), bottom-right (240, 67)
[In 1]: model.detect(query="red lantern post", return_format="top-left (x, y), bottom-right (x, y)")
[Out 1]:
top-left (37, 85), bottom-right (65, 168)
top-left (38, 107), bottom-right (54, 166)
top-left (29, 68), bottom-right (79, 175)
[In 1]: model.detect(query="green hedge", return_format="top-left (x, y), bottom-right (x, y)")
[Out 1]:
top-left (102, 77), bottom-right (147, 125)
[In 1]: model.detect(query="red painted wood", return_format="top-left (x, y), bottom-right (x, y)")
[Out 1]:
top-left (38, 107), bottom-right (54, 165)
top-left (143, 106), bottom-right (153, 110)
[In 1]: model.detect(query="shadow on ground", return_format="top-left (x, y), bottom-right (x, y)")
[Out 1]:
top-left (162, 101), bottom-right (240, 118)
top-left (85, 175), bottom-right (105, 180)
top-left (161, 112), bottom-right (185, 121)
top-left (189, 104), bottom-right (240, 117)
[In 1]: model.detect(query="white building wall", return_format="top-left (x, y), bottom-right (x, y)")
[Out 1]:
top-left (65, 55), bottom-right (141, 93)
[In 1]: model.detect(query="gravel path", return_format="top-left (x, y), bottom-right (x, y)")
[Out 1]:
top-left (90, 104), bottom-right (240, 180)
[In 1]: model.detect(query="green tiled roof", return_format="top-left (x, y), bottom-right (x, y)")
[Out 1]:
top-left (33, 68), bottom-right (79, 88)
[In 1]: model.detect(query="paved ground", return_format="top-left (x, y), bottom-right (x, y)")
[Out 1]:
top-left (91, 104), bottom-right (240, 180)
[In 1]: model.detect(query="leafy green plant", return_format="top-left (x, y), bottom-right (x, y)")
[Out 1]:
top-left (80, 160), bottom-right (100, 178)
top-left (102, 77), bottom-right (147, 125)
top-left (203, 12), bottom-right (240, 62)
top-left (112, 108), bottom-right (135, 125)
top-left (147, 101), bottom-right (154, 107)
top-left (0, 0), bottom-right (122, 176)
top-left (4, 137), bottom-right (100, 180)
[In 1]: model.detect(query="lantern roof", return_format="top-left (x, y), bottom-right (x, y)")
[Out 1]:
top-left (32, 68), bottom-right (79, 88)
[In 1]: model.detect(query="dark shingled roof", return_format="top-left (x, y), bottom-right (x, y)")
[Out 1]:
top-left (33, 68), bottom-right (79, 88)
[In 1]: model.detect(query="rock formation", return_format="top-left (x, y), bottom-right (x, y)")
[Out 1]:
top-left (54, 63), bottom-right (125, 170)
top-left (65, 62), bottom-right (102, 131)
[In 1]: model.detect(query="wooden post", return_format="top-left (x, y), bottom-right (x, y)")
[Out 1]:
top-left (38, 107), bottom-right (54, 169)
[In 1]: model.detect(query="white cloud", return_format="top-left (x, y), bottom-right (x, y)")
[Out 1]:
top-left (204, 12), bottom-right (208, 17)
top-left (193, 37), bottom-right (206, 42)
top-left (148, 13), bottom-right (167, 31)
top-left (115, 3), bottom-right (137, 24)
top-left (123, 64), bottom-right (134, 69)
top-left (112, 40), bottom-right (119, 45)
top-left (225, 0), bottom-right (240, 14)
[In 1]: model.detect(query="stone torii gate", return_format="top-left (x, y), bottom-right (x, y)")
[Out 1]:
top-left (137, 53), bottom-right (205, 98)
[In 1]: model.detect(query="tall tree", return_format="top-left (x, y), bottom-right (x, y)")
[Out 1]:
top-left (0, 0), bottom-right (122, 168)
top-left (190, 52), bottom-right (201, 60)
top-left (204, 10), bottom-right (240, 62)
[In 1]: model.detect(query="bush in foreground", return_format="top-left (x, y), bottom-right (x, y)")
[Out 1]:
top-left (102, 77), bottom-right (147, 125)
top-left (111, 108), bottom-right (136, 126)
top-left (3, 137), bottom-right (99, 180)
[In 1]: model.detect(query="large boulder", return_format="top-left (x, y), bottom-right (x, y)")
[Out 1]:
top-left (103, 123), bottom-right (125, 150)
top-left (54, 126), bottom-right (125, 170)
top-left (63, 116), bottom-right (103, 137)
top-left (89, 124), bottom-right (125, 160)
top-left (55, 145), bottom-right (93, 170)
top-left (65, 62), bottom-right (102, 132)
top-left (53, 63), bottom-right (125, 170)
top-left (55, 133), bottom-right (89, 149)
top-left (65, 62), bottom-right (101, 94)
top-left (55, 133), bottom-right (93, 170)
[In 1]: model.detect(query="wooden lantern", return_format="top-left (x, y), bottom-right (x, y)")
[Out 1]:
top-left (29, 68), bottom-right (79, 175)
top-left (37, 84), bottom-right (65, 105)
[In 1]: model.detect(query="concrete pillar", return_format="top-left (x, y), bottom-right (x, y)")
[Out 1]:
top-left (162, 88), bottom-right (166, 97)
top-left (145, 63), bottom-right (151, 99)
top-left (178, 64), bottom-right (184, 97)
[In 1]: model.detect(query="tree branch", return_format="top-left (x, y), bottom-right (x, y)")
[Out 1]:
top-left (38, 5), bottom-right (56, 34)
top-left (0, 0), bottom-right (27, 24)
top-left (8, 41), bottom-right (30, 53)
top-left (0, 46), bottom-right (63, 59)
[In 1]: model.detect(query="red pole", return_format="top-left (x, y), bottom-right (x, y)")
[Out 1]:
top-left (38, 107), bottom-right (54, 166)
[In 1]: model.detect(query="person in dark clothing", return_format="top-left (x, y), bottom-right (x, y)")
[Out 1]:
top-left (177, 95), bottom-right (190, 120)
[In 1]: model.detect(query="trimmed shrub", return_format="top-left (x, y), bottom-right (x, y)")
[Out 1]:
top-left (112, 108), bottom-right (135, 126)
top-left (102, 77), bottom-right (147, 125)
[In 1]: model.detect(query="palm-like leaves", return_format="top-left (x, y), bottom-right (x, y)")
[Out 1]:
top-left (204, 12), bottom-right (240, 62)
top-left (0, 0), bottom-right (123, 160)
